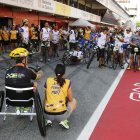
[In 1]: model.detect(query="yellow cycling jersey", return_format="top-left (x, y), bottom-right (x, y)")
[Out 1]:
top-left (44, 77), bottom-right (71, 112)
top-left (0, 29), bottom-right (2, 40)
top-left (10, 30), bottom-right (17, 40)
top-left (2, 30), bottom-right (9, 41)
top-left (30, 27), bottom-right (35, 39)
top-left (59, 29), bottom-right (63, 39)
top-left (85, 30), bottom-right (91, 40)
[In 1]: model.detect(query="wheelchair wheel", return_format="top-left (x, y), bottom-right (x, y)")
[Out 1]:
top-left (0, 91), bottom-right (4, 112)
top-left (62, 52), bottom-right (71, 66)
top-left (34, 92), bottom-right (46, 137)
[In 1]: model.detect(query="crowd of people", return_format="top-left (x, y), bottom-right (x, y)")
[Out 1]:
top-left (3, 18), bottom-right (140, 130)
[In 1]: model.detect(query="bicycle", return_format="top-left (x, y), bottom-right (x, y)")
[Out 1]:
top-left (34, 40), bottom-right (40, 52)
top-left (113, 45), bottom-right (122, 70)
top-left (81, 46), bottom-right (90, 63)
top-left (132, 47), bottom-right (138, 72)
top-left (87, 45), bottom-right (98, 69)
top-left (125, 45), bottom-right (132, 64)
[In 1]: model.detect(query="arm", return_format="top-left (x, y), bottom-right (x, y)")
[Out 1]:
top-left (67, 85), bottom-right (73, 102)
top-left (107, 35), bottom-right (110, 42)
top-left (36, 70), bottom-right (43, 80)
top-left (49, 32), bottom-right (53, 41)
top-left (40, 31), bottom-right (43, 41)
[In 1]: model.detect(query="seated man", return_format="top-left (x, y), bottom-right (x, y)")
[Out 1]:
top-left (77, 35), bottom-right (85, 48)
top-left (71, 46), bottom-right (83, 62)
top-left (6, 48), bottom-right (43, 111)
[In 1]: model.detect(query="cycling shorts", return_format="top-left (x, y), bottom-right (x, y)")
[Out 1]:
top-left (113, 46), bottom-right (123, 53)
top-left (131, 47), bottom-right (140, 55)
top-left (3, 40), bottom-right (9, 46)
top-left (99, 48), bottom-right (104, 58)
top-left (123, 44), bottom-right (130, 51)
top-left (52, 42), bottom-right (59, 48)
top-left (11, 39), bottom-right (17, 43)
top-left (31, 39), bottom-right (35, 45)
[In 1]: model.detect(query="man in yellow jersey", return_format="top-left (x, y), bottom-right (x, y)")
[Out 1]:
top-left (2, 26), bottom-right (9, 54)
top-left (59, 26), bottom-right (64, 50)
top-left (30, 23), bottom-right (36, 53)
top-left (0, 27), bottom-right (2, 55)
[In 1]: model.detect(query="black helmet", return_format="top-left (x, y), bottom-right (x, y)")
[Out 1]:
top-left (102, 27), bottom-right (109, 31)
top-left (79, 35), bottom-right (83, 39)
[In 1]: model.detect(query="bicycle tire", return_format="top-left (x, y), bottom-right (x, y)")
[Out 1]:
top-left (36, 42), bottom-right (40, 52)
top-left (104, 50), bottom-right (108, 64)
top-left (62, 52), bottom-right (70, 66)
top-left (87, 53), bottom-right (94, 69)
top-left (125, 51), bottom-right (131, 64)
top-left (0, 91), bottom-right (4, 112)
top-left (34, 91), bottom-right (46, 137)
top-left (113, 53), bottom-right (118, 70)
top-left (134, 55), bottom-right (138, 72)
top-left (53, 44), bottom-right (56, 58)
top-left (84, 50), bottom-right (90, 63)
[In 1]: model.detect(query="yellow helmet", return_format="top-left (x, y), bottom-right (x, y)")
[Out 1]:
top-left (10, 48), bottom-right (28, 58)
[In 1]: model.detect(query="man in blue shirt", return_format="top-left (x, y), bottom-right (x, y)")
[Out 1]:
top-left (87, 27), bottom-right (97, 50)
top-left (77, 35), bottom-right (85, 48)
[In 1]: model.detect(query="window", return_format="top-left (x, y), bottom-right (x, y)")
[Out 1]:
top-left (79, 3), bottom-right (85, 10)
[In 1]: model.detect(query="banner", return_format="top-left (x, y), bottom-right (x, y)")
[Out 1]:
top-left (56, 2), bottom-right (71, 16)
top-left (96, 0), bottom-right (109, 8)
top-left (34, 0), bottom-right (56, 13)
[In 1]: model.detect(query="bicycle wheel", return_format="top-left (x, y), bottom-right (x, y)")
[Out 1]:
top-left (0, 91), bottom-right (4, 112)
top-left (34, 91), bottom-right (46, 137)
top-left (84, 50), bottom-right (90, 63)
top-left (62, 52), bottom-right (71, 66)
top-left (87, 53), bottom-right (94, 69)
top-left (53, 44), bottom-right (56, 58)
top-left (133, 56), bottom-right (138, 72)
top-left (113, 53), bottom-right (118, 70)
top-left (125, 51), bottom-right (131, 64)
top-left (36, 42), bottom-right (40, 52)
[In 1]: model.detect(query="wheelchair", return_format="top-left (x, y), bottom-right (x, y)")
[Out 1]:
top-left (0, 65), bottom-right (46, 137)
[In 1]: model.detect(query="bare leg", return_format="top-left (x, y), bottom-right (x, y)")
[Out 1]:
top-left (68, 98), bottom-right (77, 113)
top-left (99, 58), bottom-right (102, 65)
top-left (11, 43), bottom-right (14, 51)
top-left (15, 43), bottom-right (18, 49)
top-left (128, 54), bottom-right (134, 67)
top-left (111, 51), bottom-right (116, 65)
top-left (47, 47), bottom-right (50, 59)
top-left (120, 53), bottom-right (123, 65)
top-left (41, 47), bottom-right (44, 59)
top-left (138, 55), bottom-right (140, 67)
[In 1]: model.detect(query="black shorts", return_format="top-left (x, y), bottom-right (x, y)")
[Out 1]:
top-left (11, 39), bottom-right (17, 43)
top-left (131, 47), bottom-right (140, 55)
top-left (99, 48), bottom-right (105, 58)
top-left (0, 40), bottom-right (2, 45)
top-left (3, 41), bottom-right (9, 46)
top-left (31, 39), bottom-right (35, 45)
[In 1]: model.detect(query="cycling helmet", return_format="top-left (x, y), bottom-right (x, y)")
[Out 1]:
top-left (91, 27), bottom-right (96, 30)
top-left (22, 19), bottom-right (28, 23)
top-left (115, 26), bottom-right (121, 30)
top-left (102, 27), bottom-right (109, 31)
top-left (126, 27), bottom-right (131, 31)
top-left (54, 26), bottom-right (58, 30)
top-left (10, 48), bottom-right (28, 59)
top-left (79, 29), bottom-right (82, 33)
top-left (136, 27), bottom-right (140, 32)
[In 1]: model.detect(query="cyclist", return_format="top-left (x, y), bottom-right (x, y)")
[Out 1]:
top-left (44, 64), bottom-right (77, 129)
top-left (30, 23), bottom-right (36, 53)
top-left (87, 27), bottom-right (97, 50)
top-left (108, 29), bottom-right (115, 45)
top-left (10, 25), bottom-right (18, 51)
top-left (94, 27), bottom-right (109, 68)
top-left (2, 26), bottom-right (9, 54)
top-left (77, 35), bottom-right (85, 48)
top-left (40, 22), bottom-right (52, 62)
top-left (0, 26), bottom-right (2, 55)
top-left (51, 26), bottom-right (60, 57)
top-left (20, 19), bottom-right (30, 49)
top-left (123, 27), bottom-right (132, 63)
top-left (72, 46), bottom-right (84, 61)
top-left (109, 26), bottom-right (124, 69)
top-left (127, 28), bottom-right (140, 70)
top-left (6, 48), bottom-right (43, 111)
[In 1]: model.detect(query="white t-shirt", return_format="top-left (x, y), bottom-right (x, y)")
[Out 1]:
top-left (63, 30), bottom-right (68, 38)
top-left (21, 27), bottom-right (29, 42)
top-left (72, 51), bottom-right (83, 59)
top-left (114, 33), bottom-right (124, 47)
top-left (69, 30), bottom-right (75, 43)
top-left (97, 32), bottom-right (107, 49)
top-left (41, 27), bottom-right (51, 41)
top-left (124, 32), bottom-right (132, 44)
top-left (52, 30), bottom-right (60, 42)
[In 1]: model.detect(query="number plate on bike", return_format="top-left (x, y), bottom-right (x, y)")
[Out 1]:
top-left (115, 47), bottom-right (119, 50)
top-left (134, 48), bottom-right (138, 52)
top-left (85, 41), bottom-right (88, 43)
top-left (53, 41), bottom-right (57, 44)
top-left (127, 45), bottom-right (130, 48)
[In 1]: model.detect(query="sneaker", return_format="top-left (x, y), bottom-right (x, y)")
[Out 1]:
top-left (138, 67), bottom-right (140, 71)
top-left (2, 52), bottom-right (5, 54)
top-left (59, 120), bottom-right (69, 129)
top-left (121, 65), bottom-right (124, 69)
top-left (40, 59), bottom-right (43, 62)
top-left (32, 51), bottom-right (35, 54)
top-left (109, 65), bottom-right (113, 68)
top-left (127, 66), bottom-right (131, 70)
top-left (57, 54), bottom-right (59, 57)
top-left (24, 107), bottom-right (30, 113)
top-left (45, 119), bottom-right (52, 127)
top-left (48, 59), bottom-right (50, 62)
top-left (5, 51), bottom-right (8, 54)
top-left (98, 65), bottom-right (102, 69)
top-left (102, 64), bottom-right (108, 68)
top-left (50, 54), bottom-right (53, 57)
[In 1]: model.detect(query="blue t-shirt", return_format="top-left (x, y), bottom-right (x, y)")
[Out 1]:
top-left (109, 33), bottom-right (115, 44)
top-left (77, 39), bottom-right (85, 45)
top-left (8, 28), bottom-right (11, 32)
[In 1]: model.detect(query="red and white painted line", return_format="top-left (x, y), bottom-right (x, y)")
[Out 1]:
top-left (77, 64), bottom-right (140, 140)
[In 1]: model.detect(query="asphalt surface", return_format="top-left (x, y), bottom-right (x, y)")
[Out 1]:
top-left (0, 49), bottom-right (121, 140)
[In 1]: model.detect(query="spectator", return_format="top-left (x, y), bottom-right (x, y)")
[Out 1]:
top-left (59, 26), bottom-right (64, 50)
top-left (8, 25), bottom-right (11, 32)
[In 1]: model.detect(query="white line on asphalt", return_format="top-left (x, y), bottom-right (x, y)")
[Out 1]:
top-left (77, 63), bottom-right (128, 140)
